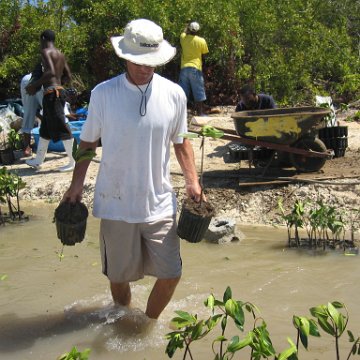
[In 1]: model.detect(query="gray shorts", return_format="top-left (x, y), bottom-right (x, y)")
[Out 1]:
top-left (99, 215), bottom-right (182, 283)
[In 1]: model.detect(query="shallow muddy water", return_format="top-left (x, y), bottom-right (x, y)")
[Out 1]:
top-left (1, 203), bottom-right (359, 360)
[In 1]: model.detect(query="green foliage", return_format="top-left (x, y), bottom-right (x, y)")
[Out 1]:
top-left (277, 197), bottom-right (356, 250)
top-left (179, 125), bottom-right (224, 140)
top-left (73, 146), bottom-right (96, 163)
top-left (345, 111), bottom-right (360, 123)
top-left (165, 287), bottom-right (360, 360)
top-left (179, 125), bottom-right (224, 202)
top-left (0, 166), bottom-right (26, 220)
top-left (57, 346), bottom-right (91, 360)
top-left (7, 129), bottom-right (22, 150)
top-left (1, 1), bottom-right (360, 104)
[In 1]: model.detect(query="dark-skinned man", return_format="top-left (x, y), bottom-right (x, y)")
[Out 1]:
top-left (26, 29), bottom-right (75, 172)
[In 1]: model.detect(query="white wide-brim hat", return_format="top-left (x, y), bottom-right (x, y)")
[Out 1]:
top-left (110, 19), bottom-right (176, 67)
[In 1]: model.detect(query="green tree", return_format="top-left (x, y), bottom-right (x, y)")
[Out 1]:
top-left (1, 0), bottom-right (359, 105)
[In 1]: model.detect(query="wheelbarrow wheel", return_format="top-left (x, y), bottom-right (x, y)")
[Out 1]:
top-left (290, 136), bottom-right (327, 173)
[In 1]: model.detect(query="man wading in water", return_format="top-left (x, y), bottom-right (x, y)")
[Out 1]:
top-left (62, 19), bottom-right (202, 322)
top-left (26, 29), bottom-right (75, 172)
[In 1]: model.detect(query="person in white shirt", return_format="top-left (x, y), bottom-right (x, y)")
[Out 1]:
top-left (62, 19), bottom-right (202, 320)
top-left (20, 72), bottom-right (43, 156)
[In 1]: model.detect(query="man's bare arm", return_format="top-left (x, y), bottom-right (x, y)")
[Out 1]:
top-left (62, 140), bottom-right (98, 203)
top-left (174, 139), bottom-right (203, 201)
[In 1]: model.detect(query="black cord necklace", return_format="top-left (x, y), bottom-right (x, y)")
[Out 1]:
top-left (127, 73), bottom-right (153, 116)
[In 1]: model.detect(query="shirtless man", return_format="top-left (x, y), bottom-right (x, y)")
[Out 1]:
top-left (26, 29), bottom-right (75, 172)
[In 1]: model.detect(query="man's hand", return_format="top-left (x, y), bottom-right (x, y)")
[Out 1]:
top-left (61, 185), bottom-right (83, 204)
top-left (185, 181), bottom-right (205, 203)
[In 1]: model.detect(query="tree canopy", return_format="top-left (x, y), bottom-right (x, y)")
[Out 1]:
top-left (1, 0), bottom-right (359, 106)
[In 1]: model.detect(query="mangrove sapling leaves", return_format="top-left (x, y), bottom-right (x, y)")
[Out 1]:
top-left (251, 321), bottom-right (276, 358)
top-left (206, 314), bottom-right (222, 331)
top-left (74, 148), bottom-right (96, 163)
top-left (310, 302), bottom-right (349, 337)
top-left (200, 125), bottom-right (224, 139)
top-left (243, 301), bottom-right (260, 318)
top-left (332, 300), bottom-right (347, 310)
top-left (318, 316), bottom-right (336, 336)
top-left (56, 244), bottom-right (65, 262)
top-left (178, 125), bottom-right (224, 140)
top-left (308, 319), bottom-right (321, 337)
top-left (328, 302), bottom-right (347, 335)
top-left (165, 333), bottom-right (184, 358)
top-left (328, 302), bottom-right (342, 326)
top-left (171, 310), bottom-right (197, 328)
top-left (221, 316), bottom-right (227, 332)
top-left (277, 338), bottom-right (298, 360)
top-left (348, 330), bottom-right (355, 342)
top-left (347, 330), bottom-right (360, 357)
top-left (214, 299), bottom-right (224, 307)
top-left (0, 274), bottom-right (8, 281)
top-left (227, 333), bottom-right (253, 353)
top-left (205, 294), bottom-right (215, 310)
top-left (191, 320), bottom-right (205, 340)
top-left (223, 286), bottom-right (232, 303)
top-left (224, 299), bottom-right (245, 330)
top-left (224, 298), bottom-right (237, 317)
top-left (57, 346), bottom-right (91, 360)
top-left (212, 335), bottom-right (227, 344)
top-left (293, 316), bottom-right (312, 349)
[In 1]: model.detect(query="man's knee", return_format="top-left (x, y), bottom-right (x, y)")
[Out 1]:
top-left (159, 276), bottom-right (181, 289)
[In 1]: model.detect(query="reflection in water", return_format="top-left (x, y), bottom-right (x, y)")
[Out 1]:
top-left (0, 203), bottom-right (359, 360)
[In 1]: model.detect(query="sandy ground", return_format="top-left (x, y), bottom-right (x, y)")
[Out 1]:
top-left (6, 106), bottom-right (360, 227)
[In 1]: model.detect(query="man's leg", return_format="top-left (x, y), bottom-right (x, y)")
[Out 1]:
top-left (145, 277), bottom-right (180, 319)
top-left (22, 133), bottom-right (32, 156)
top-left (195, 101), bottom-right (205, 116)
top-left (110, 281), bottom-right (131, 306)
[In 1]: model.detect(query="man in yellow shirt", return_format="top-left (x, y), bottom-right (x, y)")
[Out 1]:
top-left (179, 21), bottom-right (209, 116)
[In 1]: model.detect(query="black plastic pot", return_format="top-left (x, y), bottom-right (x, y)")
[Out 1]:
top-left (318, 126), bottom-right (348, 158)
top-left (54, 202), bottom-right (88, 246)
top-left (0, 148), bottom-right (15, 165)
top-left (177, 200), bottom-right (215, 243)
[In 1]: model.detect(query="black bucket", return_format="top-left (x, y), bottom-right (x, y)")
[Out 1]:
top-left (0, 148), bottom-right (15, 165)
top-left (318, 126), bottom-right (348, 158)
top-left (54, 202), bottom-right (88, 246)
top-left (177, 200), bottom-right (215, 243)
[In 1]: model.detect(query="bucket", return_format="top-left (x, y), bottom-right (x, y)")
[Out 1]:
top-left (54, 202), bottom-right (88, 246)
top-left (177, 199), bottom-right (215, 243)
top-left (318, 126), bottom-right (348, 158)
top-left (0, 148), bottom-right (15, 165)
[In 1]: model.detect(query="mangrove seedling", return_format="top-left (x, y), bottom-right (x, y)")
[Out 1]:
top-left (0, 166), bottom-right (26, 221)
top-left (165, 286), bottom-right (297, 360)
top-left (166, 287), bottom-right (360, 360)
top-left (72, 143), bottom-right (96, 164)
top-left (7, 129), bottom-right (23, 150)
top-left (57, 346), bottom-right (91, 360)
top-left (278, 198), bottom-right (306, 247)
top-left (179, 125), bottom-right (224, 204)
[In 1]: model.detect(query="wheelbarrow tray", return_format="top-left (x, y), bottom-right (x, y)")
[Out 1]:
top-left (231, 107), bottom-right (330, 145)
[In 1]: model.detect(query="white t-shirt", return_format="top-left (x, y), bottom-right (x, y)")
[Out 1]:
top-left (81, 73), bottom-right (188, 223)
